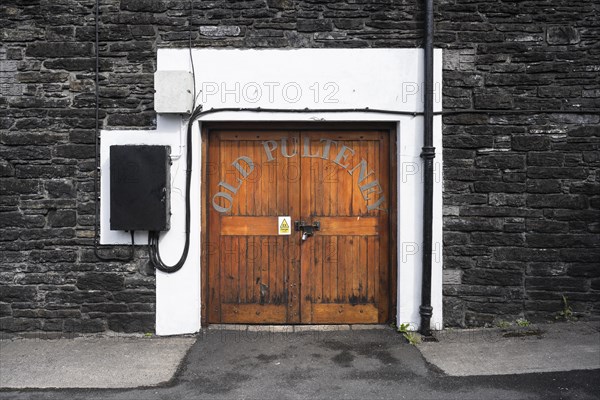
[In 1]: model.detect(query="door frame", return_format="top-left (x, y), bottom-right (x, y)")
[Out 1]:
top-left (200, 122), bottom-right (398, 326)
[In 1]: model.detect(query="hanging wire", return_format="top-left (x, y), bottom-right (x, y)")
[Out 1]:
top-left (93, 0), bottom-right (134, 262)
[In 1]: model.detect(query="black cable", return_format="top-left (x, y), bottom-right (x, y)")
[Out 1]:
top-left (438, 109), bottom-right (599, 116)
top-left (147, 1), bottom-right (198, 273)
top-left (147, 105), bottom-right (204, 273)
top-left (195, 107), bottom-right (422, 117)
top-left (188, 0), bottom-right (196, 112)
top-left (187, 106), bottom-right (599, 118)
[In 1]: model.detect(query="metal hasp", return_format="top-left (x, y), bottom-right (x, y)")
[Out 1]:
top-left (110, 145), bottom-right (171, 231)
top-left (295, 220), bottom-right (320, 241)
top-left (419, 0), bottom-right (436, 337)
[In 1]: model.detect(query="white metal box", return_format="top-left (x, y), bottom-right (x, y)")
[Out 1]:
top-left (154, 70), bottom-right (194, 113)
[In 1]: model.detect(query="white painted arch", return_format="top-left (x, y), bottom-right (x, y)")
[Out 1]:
top-left (101, 49), bottom-right (443, 335)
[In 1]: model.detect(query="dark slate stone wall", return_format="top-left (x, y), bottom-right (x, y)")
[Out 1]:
top-left (1, 0), bottom-right (598, 333)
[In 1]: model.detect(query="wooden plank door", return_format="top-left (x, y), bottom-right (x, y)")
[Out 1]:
top-left (299, 130), bottom-right (390, 324)
top-left (207, 130), bottom-right (301, 324)
top-left (207, 128), bottom-right (390, 324)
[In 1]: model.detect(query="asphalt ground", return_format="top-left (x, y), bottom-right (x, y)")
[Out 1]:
top-left (1, 322), bottom-right (599, 399)
top-left (0, 336), bottom-right (195, 389)
top-left (419, 321), bottom-right (600, 376)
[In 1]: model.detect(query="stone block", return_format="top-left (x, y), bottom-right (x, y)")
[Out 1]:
top-left (26, 42), bottom-right (93, 58)
top-left (567, 263), bottom-right (600, 278)
top-left (527, 167), bottom-right (588, 180)
top-left (0, 303), bottom-right (12, 317)
top-left (559, 249), bottom-right (600, 263)
top-left (76, 273), bottom-right (125, 291)
top-left (54, 144), bottom-right (95, 159)
top-left (0, 286), bottom-right (37, 302)
top-left (476, 154), bottom-right (525, 169)
top-left (0, 212), bottom-right (45, 228)
top-left (297, 19), bottom-right (333, 32)
top-left (108, 313), bottom-right (154, 333)
top-left (473, 93), bottom-right (512, 109)
top-left (442, 297), bottom-right (464, 328)
top-left (525, 277), bottom-right (587, 292)
top-left (470, 232), bottom-right (524, 246)
top-left (0, 317), bottom-right (42, 332)
top-left (350, 324), bottom-right (387, 330)
top-left (526, 263), bottom-right (567, 277)
top-left (113, 290), bottom-right (155, 303)
top-left (120, 0), bottom-right (167, 13)
top-left (443, 269), bottom-right (462, 285)
top-left (46, 180), bottom-right (76, 198)
top-left (547, 26), bottom-right (580, 45)
top-left (527, 194), bottom-right (587, 209)
top-left (527, 152), bottom-right (564, 166)
top-left (494, 247), bottom-right (558, 262)
top-left (334, 19), bottom-right (364, 30)
top-left (526, 180), bottom-right (561, 194)
top-left (266, 0), bottom-right (294, 9)
top-left (294, 325), bottom-right (350, 332)
top-left (525, 219), bottom-right (568, 233)
top-left (48, 210), bottom-right (77, 228)
top-left (512, 136), bottom-right (550, 151)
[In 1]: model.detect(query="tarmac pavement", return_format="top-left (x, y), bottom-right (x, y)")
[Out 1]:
top-left (0, 336), bottom-right (195, 388)
top-left (0, 321), bottom-right (599, 399)
top-left (418, 320), bottom-right (600, 376)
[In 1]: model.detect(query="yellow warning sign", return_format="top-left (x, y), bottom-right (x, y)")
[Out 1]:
top-left (278, 216), bottom-right (291, 235)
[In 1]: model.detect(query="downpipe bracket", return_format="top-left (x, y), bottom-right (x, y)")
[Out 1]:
top-left (420, 146), bottom-right (436, 160)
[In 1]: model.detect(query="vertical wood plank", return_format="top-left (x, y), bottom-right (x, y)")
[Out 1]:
top-left (367, 236), bottom-right (376, 304)
top-left (378, 132), bottom-right (390, 322)
top-left (315, 235), bottom-right (323, 304)
top-left (337, 236), bottom-right (346, 303)
top-left (207, 132), bottom-right (222, 322)
top-left (347, 236), bottom-right (355, 302)
top-left (200, 128), bottom-right (209, 325)
top-left (358, 237), bottom-right (367, 301)
top-left (248, 236), bottom-right (256, 303)
top-left (338, 141), bottom-right (352, 217)
top-left (260, 236), bottom-right (269, 305)
top-left (254, 138), bottom-right (262, 216)
top-left (239, 236), bottom-right (247, 303)
top-left (248, 139), bottom-right (257, 216)
top-left (328, 236), bottom-right (338, 303)
top-left (299, 131), bottom-right (312, 323)
top-left (234, 236), bottom-right (240, 303)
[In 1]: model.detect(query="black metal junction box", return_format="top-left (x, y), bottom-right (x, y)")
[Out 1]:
top-left (110, 145), bottom-right (171, 231)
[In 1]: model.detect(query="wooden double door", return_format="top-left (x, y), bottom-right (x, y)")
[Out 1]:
top-left (206, 127), bottom-right (391, 324)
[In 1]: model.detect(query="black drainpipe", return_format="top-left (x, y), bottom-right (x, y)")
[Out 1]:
top-left (419, 0), bottom-right (435, 337)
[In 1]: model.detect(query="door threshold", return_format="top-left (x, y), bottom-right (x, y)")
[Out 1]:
top-left (206, 324), bottom-right (390, 332)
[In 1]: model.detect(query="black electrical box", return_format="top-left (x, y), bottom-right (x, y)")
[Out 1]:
top-left (110, 145), bottom-right (171, 231)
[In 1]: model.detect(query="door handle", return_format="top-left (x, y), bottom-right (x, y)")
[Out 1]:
top-left (295, 220), bottom-right (320, 241)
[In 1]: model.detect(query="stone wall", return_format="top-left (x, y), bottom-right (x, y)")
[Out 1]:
top-left (1, 0), bottom-right (598, 334)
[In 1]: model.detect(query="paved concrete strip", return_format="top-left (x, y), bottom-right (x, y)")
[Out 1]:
top-left (0, 336), bottom-right (195, 389)
top-left (418, 321), bottom-right (600, 376)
